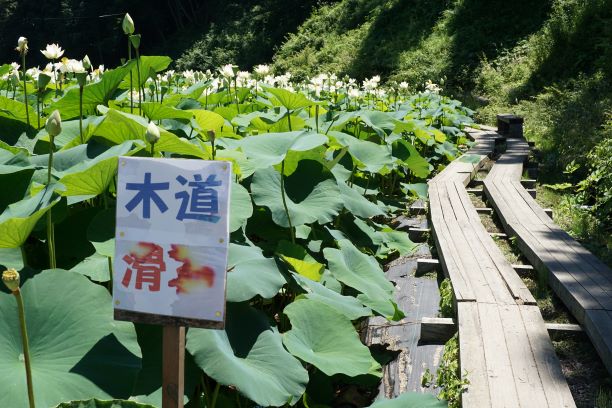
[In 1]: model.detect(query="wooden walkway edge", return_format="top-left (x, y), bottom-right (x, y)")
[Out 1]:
top-left (428, 128), bottom-right (575, 407)
top-left (483, 136), bottom-right (612, 376)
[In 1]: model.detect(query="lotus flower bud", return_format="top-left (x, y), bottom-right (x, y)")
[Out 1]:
top-left (129, 34), bottom-right (141, 50)
top-left (82, 55), bottom-right (92, 70)
top-left (45, 110), bottom-right (62, 137)
top-left (122, 13), bottom-right (135, 35)
top-left (2, 269), bottom-right (20, 292)
top-left (207, 129), bottom-right (216, 143)
top-left (15, 36), bottom-right (28, 54)
top-left (75, 72), bottom-right (87, 87)
top-left (145, 122), bottom-right (160, 145)
top-left (38, 72), bottom-right (52, 90)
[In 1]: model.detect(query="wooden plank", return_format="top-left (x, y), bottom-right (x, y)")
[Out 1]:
top-left (438, 183), bottom-right (496, 303)
top-left (477, 302), bottom-right (520, 407)
top-left (416, 258), bottom-right (439, 274)
top-left (428, 184), bottom-right (476, 301)
top-left (451, 181), bottom-right (535, 305)
top-left (408, 227), bottom-right (430, 242)
top-left (498, 304), bottom-right (548, 408)
top-left (163, 326), bottom-right (185, 408)
top-left (584, 309), bottom-right (612, 375)
top-left (420, 317), bottom-right (456, 343)
top-left (520, 306), bottom-right (577, 407)
top-left (457, 302), bottom-right (491, 407)
top-left (545, 322), bottom-right (583, 333)
top-left (445, 182), bottom-right (515, 305)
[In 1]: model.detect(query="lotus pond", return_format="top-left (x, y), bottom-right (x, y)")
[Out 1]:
top-left (0, 35), bottom-right (474, 408)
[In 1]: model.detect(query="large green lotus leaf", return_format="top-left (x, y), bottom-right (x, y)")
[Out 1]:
top-left (70, 253), bottom-right (111, 282)
top-left (226, 244), bottom-right (285, 302)
top-left (0, 247), bottom-right (24, 270)
top-left (292, 274), bottom-right (372, 320)
top-left (186, 302), bottom-right (308, 407)
top-left (229, 182), bottom-right (253, 232)
top-left (435, 141), bottom-right (459, 161)
top-left (239, 131), bottom-right (327, 169)
top-left (401, 183), bottom-right (428, 200)
top-left (55, 399), bottom-right (155, 408)
top-left (216, 148), bottom-right (256, 179)
top-left (49, 62), bottom-right (135, 120)
top-left (0, 185), bottom-right (61, 248)
top-left (356, 110), bottom-right (398, 138)
top-left (129, 324), bottom-right (199, 407)
top-left (0, 164), bottom-right (35, 212)
top-left (30, 141), bottom-right (135, 197)
top-left (124, 56), bottom-right (172, 88)
top-left (264, 87), bottom-right (315, 110)
top-left (282, 298), bottom-right (381, 377)
top-left (391, 139), bottom-right (430, 178)
top-left (281, 146), bottom-right (327, 176)
top-left (276, 240), bottom-right (324, 282)
top-left (190, 109), bottom-right (226, 132)
top-left (337, 182), bottom-right (385, 219)
top-left (328, 131), bottom-right (393, 173)
top-left (369, 393), bottom-right (447, 407)
top-left (323, 239), bottom-right (403, 320)
top-left (0, 270), bottom-right (142, 408)
top-left (251, 160), bottom-right (342, 228)
top-left (0, 95), bottom-right (34, 124)
top-left (141, 102), bottom-right (192, 121)
top-left (92, 109), bottom-right (207, 158)
top-left (40, 117), bottom-right (100, 150)
top-left (87, 208), bottom-right (115, 259)
top-left (232, 110), bottom-right (283, 130)
top-left (350, 218), bottom-right (419, 258)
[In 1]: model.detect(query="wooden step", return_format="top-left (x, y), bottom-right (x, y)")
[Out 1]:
top-left (416, 258), bottom-right (439, 274)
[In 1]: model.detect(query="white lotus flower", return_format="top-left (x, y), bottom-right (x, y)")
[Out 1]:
top-left (399, 81), bottom-right (409, 90)
top-left (41, 43), bottom-right (64, 60)
top-left (145, 122), bottom-right (160, 145)
top-left (122, 13), bottom-right (135, 35)
top-left (15, 37), bottom-right (28, 54)
top-left (45, 110), bottom-right (62, 137)
top-left (219, 64), bottom-right (235, 78)
top-left (348, 88), bottom-right (360, 98)
top-left (183, 70), bottom-right (195, 83)
top-left (254, 64), bottom-right (270, 76)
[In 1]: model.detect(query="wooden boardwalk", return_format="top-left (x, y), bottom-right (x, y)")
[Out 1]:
top-left (484, 136), bottom-right (612, 376)
top-left (428, 128), bottom-right (575, 407)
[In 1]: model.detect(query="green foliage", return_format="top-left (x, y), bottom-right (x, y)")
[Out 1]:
top-left (438, 278), bottom-right (454, 318)
top-left (434, 334), bottom-right (469, 408)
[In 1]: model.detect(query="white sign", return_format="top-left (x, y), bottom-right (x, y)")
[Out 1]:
top-left (113, 157), bottom-right (231, 328)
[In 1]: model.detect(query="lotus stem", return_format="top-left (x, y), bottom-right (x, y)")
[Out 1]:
top-left (21, 53), bottom-right (30, 128)
top-left (233, 77), bottom-right (240, 114)
top-left (211, 382), bottom-right (221, 408)
top-left (36, 92), bottom-right (40, 130)
top-left (2, 281), bottom-right (36, 408)
top-left (21, 246), bottom-right (27, 266)
top-left (78, 85), bottom-right (84, 144)
top-left (46, 144), bottom-right (56, 269)
top-left (135, 48), bottom-right (142, 116)
top-left (280, 161), bottom-right (295, 244)
top-left (128, 39), bottom-right (133, 114)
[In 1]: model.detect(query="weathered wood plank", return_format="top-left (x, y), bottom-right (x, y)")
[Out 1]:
top-left (457, 302), bottom-right (492, 407)
top-left (498, 304), bottom-right (548, 408)
top-left (584, 309), bottom-right (612, 375)
top-left (520, 305), bottom-right (577, 407)
top-left (478, 302), bottom-right (521, 407)
top-left (420, 317), bottom-right (456, 343)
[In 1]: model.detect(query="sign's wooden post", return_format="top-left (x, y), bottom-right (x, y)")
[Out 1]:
top-left (163, 326), bottom-right (185, 408)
